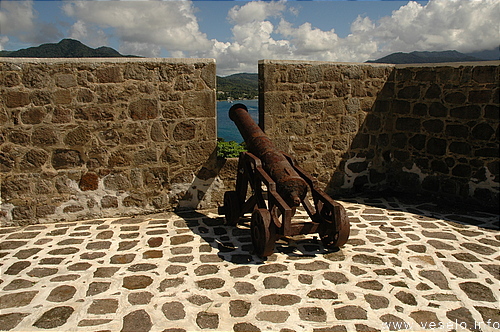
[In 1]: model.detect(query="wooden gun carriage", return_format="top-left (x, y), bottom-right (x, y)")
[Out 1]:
top-left (219, 104), bottom-right (350, 258)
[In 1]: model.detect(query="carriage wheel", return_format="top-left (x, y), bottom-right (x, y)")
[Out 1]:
top-left (317, 202), bottom-right (350, 248)
top-left (251, 209), bottom-right (276, 258)
top-left (223, 191), bottom-right (241, 226)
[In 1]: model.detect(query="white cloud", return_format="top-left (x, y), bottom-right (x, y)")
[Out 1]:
top-left (63, 0), bottom-right (212, 57)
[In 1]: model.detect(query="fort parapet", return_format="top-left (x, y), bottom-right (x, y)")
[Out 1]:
top-left (1, 58), bottom-right (216, 226)
top-left (1, 58), bottom-right (498, 226)
top-left (259, 60), bottom-right (499, 211)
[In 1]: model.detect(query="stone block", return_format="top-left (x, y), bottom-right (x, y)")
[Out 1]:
top-left (52, 149), bottom-right (83, 169)
top-left (173, 121), bottom-right (196, 141)
top-left (64, 126), bottom-right (92, 146)
top-left (472, 66), bottom-right (496, 83)
top-left (129, 99), bottom-right (158, 120)
top-left (426, 138), bottom-right (446, 156)
top-left (96, 66), bottom-right (123, 83)
top-left (396, 117), bottom-right (420, 132)
top-left (422, 119), bottom-right (444, 133)
top-left (101, 196), bottom-right (118, 208)
top-left (55, 74), bottom-right (77, 88)
top-left (20, 107), bottom-right (45, 124)
top-left (445, 91), bottom-right (467, 104)
top-left (32, 127), bottom-right (58, 146)
top-left (471, 123), bottom-right (495, 140)
top-left (450, 105), bottom-right (481, 119)
top-left (5, 91), bottom-right (30, 108)
top-left (446, 125), bottom-right (469, 138)
top-left (80, 172), bottom-right (99, 191)
top-left (76, 88), bottom-right (95, 103)
top-left (429, 102), bottom-right (447, 117)
top-left (183, 91), bottom-right (215, 118)
top-left (20, 149), bottom-right (49, 170)
top-left (53, 89), bottom-right (72, 105)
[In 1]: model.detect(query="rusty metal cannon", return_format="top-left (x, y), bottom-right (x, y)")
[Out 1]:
top-left (219, 103), bottom-right (350, 258)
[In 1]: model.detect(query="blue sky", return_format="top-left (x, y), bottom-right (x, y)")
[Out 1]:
top-left (1, 0), bottom-right (499, 75)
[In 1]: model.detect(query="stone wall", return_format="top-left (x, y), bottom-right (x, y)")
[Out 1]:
top-left (1, 58), bottom-right (217, 226)
top-left (259, 60), bottom-right (499, 211)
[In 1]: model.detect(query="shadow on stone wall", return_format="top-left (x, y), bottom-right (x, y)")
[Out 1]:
top-left (326, 64), bottom-right (499, 213)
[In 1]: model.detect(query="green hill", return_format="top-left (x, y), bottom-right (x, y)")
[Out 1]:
top-left (367, 50), bottom-right (482, 64)
top-left (0, 39), bottom-right (139, 58)
top-left (216, 73), bottom-right (258, 100)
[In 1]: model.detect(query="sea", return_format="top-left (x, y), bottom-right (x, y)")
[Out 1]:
top-left (217, 99), bottom-right (259, 143)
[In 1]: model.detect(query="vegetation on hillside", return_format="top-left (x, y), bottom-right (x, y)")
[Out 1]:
top-left (367, 50), bottom-right (482, 64)
top-left (0, 39), bottom-right (139, 58)
top-left (216, 138), bottom-right (247, 159)
top-left (216, 73), bottom-right (258, 100)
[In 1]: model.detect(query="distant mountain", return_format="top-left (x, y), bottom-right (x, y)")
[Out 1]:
top-left (0, 39), bottom-right (140, 58)
top-left (367, 50), bottom-right (484, 64)
top-left (217, 73), bottom-right (258, 100)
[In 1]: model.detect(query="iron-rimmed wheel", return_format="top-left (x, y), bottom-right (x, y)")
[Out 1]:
top-left (251, 208), bottom-right (276, 258)
top-left (317, 201), bottom-right (350, 248)
top-left (223, 191), bottom-right (241, 226)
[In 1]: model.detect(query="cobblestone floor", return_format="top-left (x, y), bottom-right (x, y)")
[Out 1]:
top-left (0, 196), bottom-right (499, 332)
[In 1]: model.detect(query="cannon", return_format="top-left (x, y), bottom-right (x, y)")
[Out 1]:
top-left (219, 103), bottom-right (350, 258)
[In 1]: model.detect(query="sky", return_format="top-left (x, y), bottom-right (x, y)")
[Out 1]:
top-left (0, 0), bottom-right (499, 76)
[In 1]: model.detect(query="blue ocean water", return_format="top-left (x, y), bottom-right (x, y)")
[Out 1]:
top-left (217, 99), bottom-right (259, 143)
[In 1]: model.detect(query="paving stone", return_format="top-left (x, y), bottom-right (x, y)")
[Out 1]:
top-left (14, 248), bottom-right (42, 259)
top-left (128, 263), bottom-right (157, 272)
top-left (165, 265), bottom-right (187, 275)
top-left (445, 307), bottom-right (477, 329)
top-left (33, 306), bottom-right (74, 329)
top-left (229, 266), bottom-right (250, 277)
top-left (0, 313), bottom-right (30, 330)
top-left (299, 307), bottom-right (327, 322)
top-left (409, 310), bottom-right (440, 328)
top-left (443, 261), bottom-right (477, 278)
top-left (194, 264), bottom-right (219, 276)
top-left (229, 300), bottom-right (251, 317)
top-left (159, 277), bottom-right (184, 291)
top-left (78, 319), bottom-right (113, 327)
top-left (5, 261), bottom-right (31, 275)
top-left (47, 285), bottom-right (76, 302)
top-left (307, 289), bottom-right (338, 300)
top-left (334, 305), bottom-right (367, 320)
top-left (295, 261), bottom-right (330, 271)
top-left (121, 309), bottom-right (152, 332)
top-left (0, 291), bottom-right (38, 309)
top-left (110, 253), bottom-right (136, 264)
top-left (3, 279), bottom-right (36, 291)
top-left (418, 270), bottom-right (450, 289)
top-left (256, 310), bottom-right (290, 323)
top-left (364, 294), bottom-right (389, 309)
top-left (323, 272), bottom-right (349, 284)
top-left (356, 280), bottom-right (383, 290)
top-left (263, 276), bottom-right (289, 289)
top-left (257, 263), bottom-right (287, 273)
top-left (94, 267), bottom-right (120, 278)
top-left (459, 282), bottom-right (496, 302)
top-left (233, 322), bottom-right (260, 332)
top-left (162, 301), bottom-right (185, 320)
top-left (196, 312), bottom-right (219, 329)
top-left (187, 295), bottom-right (213, 306)
top-left (234, 281), bottom-right (257, 294)
top-left (88, 299), bottom-right (119, 314)
top-left (259, 294), bottom-right (301, 306)
top-left (68, 262), bottom-right (92, 271)
top-left (86, 282), bottom-right (111, 296)
top-left (123, 275), bottom-right (153, 290)
top-left (298, 274), bottom-right (313, 284)
top-left (352, 254), bottom-right (385, 265)
top-left (128, 291), bottom-right (153, 305)
top-left (395, 291), bottom-right (417, 306)
top-left (196, 277), bottom-right (225, 289)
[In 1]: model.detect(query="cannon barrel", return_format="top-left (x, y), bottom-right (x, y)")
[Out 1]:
top-left (229, 103), bottom-right (308, 207)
